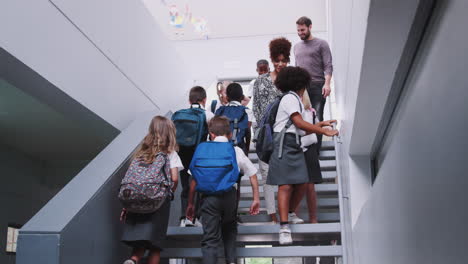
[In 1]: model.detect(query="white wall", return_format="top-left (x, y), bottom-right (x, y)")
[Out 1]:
top-left (0, 0), bottom-right (188, 130)
top-left (175, 31), bottom-right (329, 102)
top-left (352, 1), bottom-right (468, 262)
top-left (330, 0), bottom-right (427, 226)
top-left (329, 0), bottom-right (372, 225)
top-left (331, 0), bottom-right (468, 262)
top-left (142, 0), bottom-right (327, 40)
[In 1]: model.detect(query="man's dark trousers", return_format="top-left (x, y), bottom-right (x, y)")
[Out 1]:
top-left (307, 81), bottom-right (326, 154)
top-left (200, 188), bottom-right (238, 264)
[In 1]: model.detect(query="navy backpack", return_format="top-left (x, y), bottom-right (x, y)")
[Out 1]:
top-left (189, 141), bottom-right (239, 194)
top-left (171, 104), bottom-right (207, 147)
top-left (215, 105), bottom-right (248, 147)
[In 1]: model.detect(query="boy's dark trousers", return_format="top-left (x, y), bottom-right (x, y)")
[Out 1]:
top-left (200, 188), bottom-right (238, 264)
top-left (179, 146), bottom-right (201, 219)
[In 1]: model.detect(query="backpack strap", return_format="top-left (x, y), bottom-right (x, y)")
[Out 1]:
top-left (155, 152), bottom-right (170, 185)
top-left (211, 100), bottom-right (217, 113)
top-left (228, 106), bottom-right (248, 146)
top-left (232, 118), bottom-right (238, 145)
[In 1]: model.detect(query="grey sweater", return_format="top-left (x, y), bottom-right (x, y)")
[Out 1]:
top-left (294, 37), bottom-right (333, 83)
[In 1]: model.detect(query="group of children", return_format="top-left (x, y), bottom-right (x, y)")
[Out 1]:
top-left (119, 67), bottom-right (338, 264)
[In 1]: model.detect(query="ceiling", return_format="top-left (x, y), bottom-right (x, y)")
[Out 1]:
top-left (142, 0), bottom-right (328, 40)
top-left (0, 79), bottom-right (117, 161)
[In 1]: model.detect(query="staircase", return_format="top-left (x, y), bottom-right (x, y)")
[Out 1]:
top-left (161, 140), bottom-right (345, 263)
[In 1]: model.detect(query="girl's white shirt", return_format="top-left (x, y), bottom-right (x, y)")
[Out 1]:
top-left (168, 151), bottom-right (184, 170)
top-left (273, 91), bottom-right (306, 135)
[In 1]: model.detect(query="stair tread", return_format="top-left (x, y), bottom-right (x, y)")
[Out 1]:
top-left (168, 223), bottom-right (340, 236)
top-left (249, 140), bottom-right (335, 153)
top-left (238, 198), bottom-right (339, 210)
top-left (240, 171), bottom-right (336, 186)
top-left (248, 150), bottom-right (336, 161)
top-left (165, 223), bottom-right (341, 246)
top-left (161, 245), bottom-right (343, 258)
top-left (240, 184), bottom-right (338, 199)
top-left (252, 160), bottom-right (336, 169)
top-left (239, 212), bottom-right (340, 223)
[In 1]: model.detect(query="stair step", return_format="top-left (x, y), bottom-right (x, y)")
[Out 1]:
top-left (240, 184), bottom-right (338, 199)
top-left (240, 171), bottom-right (337, 186)
top-left (164, 223), bottom-right (341, 247)
top-left (249, 140), bottom-right (335, 153)
top-left (318, 150), bottom-right (336, 160)
top-left (161, 245), bottom-right (342, 258)
top-left (238, 198), bottom-right (339, 211)
top-left (248, 150), bottom-right (336, 163)
top-left (252, 160), bottom-right (336, 171)
top-left (168, 223), bottom-right (340, 235)
top-left (320, 141), bottom-right (335, 150)
top-left (238, 212), bottom-right (340, 223)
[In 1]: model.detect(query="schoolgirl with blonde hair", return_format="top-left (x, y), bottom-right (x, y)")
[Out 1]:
top-left (121, 115), bottom-right (183, 264)
top-left (134, 115), bottom-right (178, 163)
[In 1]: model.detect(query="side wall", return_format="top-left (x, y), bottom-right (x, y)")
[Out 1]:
top-left (0, 144), bottom-right (87, 264)
top-left (0, 0), bottom-right (187, 130)
top-left (352, 0), bottom-right (468, 263)
top-left (331, 0), bottom-right (468, 262)
top-left (329, 0), bottom-right (372, 225)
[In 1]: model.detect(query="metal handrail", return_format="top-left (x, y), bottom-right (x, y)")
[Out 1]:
top-left (330, 104), bottom-right (353, 264)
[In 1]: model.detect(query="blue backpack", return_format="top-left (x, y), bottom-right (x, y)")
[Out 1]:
top-left (172, 105), bottom-right (207, 147)
top-left (254, 92), bottom-right (302, 163)
top-left (189, 141), bottom-right (239, 194)
top-left (215, 105), bottom-right (248, 147)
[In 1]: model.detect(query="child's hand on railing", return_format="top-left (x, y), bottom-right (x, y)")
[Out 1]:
top-left (324, 129), bottom-right (339, 137)
top-left (321, 120), bottom-right (337, 127)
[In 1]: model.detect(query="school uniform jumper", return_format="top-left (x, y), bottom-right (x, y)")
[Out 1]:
top-left (267, 92), bottom-right (309, 185)
top-left (200, 136), bottom-right (257, 264)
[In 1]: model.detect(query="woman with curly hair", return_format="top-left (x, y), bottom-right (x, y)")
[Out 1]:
top-left (252, 37), bottom-right (292, 224)
top-left (268, 66), bottom-right (338, 245)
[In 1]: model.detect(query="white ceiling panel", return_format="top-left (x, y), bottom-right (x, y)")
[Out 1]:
top-left (142, 0), bottom-right (327, 40)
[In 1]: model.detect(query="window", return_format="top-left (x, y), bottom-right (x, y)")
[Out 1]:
top-left (6, 224), bottom-right (20, 254)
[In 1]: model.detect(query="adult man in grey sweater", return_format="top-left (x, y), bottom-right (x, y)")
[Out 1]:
top-left (294, 16), bottom-right (334, 264)
top-left (294, 16), bottom-right (333, 152)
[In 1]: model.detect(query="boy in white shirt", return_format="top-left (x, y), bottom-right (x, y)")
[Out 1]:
top-left (186, 116), bottom-right (260, 264)
top-left (176, 86), bottom-right (213, 227)
top-left (216, 82), bottom-right (254, 155)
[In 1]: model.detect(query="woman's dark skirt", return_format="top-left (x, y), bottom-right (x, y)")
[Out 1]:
top-left (304, 144), bottom-right (323, 184)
